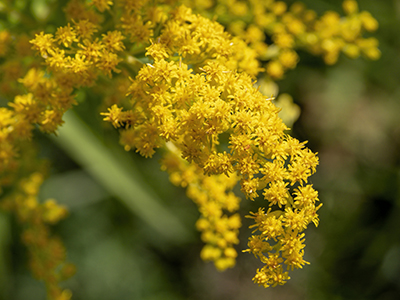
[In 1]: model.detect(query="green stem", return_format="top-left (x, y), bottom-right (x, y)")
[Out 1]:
top-left (0, 212), bottom-right (11, 300)
top-left (51, 110), bottom-right (192, 245)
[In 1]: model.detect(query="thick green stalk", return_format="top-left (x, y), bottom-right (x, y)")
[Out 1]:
top-left (52, 110), bottom-right (192, 245)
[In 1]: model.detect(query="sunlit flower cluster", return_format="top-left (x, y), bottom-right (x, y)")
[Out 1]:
top-left (101, 4), bottom-right (320, 283)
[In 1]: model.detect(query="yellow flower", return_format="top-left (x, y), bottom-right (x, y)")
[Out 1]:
top-left (40, 109), bottom-right (64, 134)
top-left (266, 60), bottom-right (284, 79)
top-left (91, 0), bottom-right (113, 12)
top-left (47, 48), bottom-right (67, 69)
top-left (102, 31), bottom-right (126, 52)
top-left (30, 32), bottom-right (55, 57)
top-left (0, 30), bottom-right (12, 57)
top-left (73, 19), bottom-right (98, 39)
top-left (272, 1), bottom-right (287, 16)
top-left (273, 32), bottom-right (294, 49)
top-left (278, 49), bottom-right (299, 69)
top-left (360, 11), bottom-right (379, 32)
top-left (77, 39), bottom-right (103, 61)
top-left (9, 94), bottom-right (40, 123)
top-left (55, 24), bottom-right (78, 48)
top-left (343, 0), bottom-right (358, 15)
top-left (120, 14), bottom-right (154, 43)
top-left (96, 50), bottom-right (122, 77)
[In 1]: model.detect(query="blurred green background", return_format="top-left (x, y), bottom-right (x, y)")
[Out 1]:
top-left (1, 0), bottom-right (400, 299)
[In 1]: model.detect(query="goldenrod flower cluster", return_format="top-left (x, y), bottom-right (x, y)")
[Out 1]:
top-left (0, 0), bottom-right (379, 296)
top-left (161, 147), bottom-right (242, 271)
top-left (102, 3), bottom-right (320, 283)
top-left (184, 0), bottom-right (380, 79)
top-left (0, 159), bottom-right (74, 300)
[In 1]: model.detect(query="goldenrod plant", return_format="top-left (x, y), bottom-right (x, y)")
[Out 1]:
top-left (0, 0), bottom-right (379, 298)
top-left (184, 0), bottom-right (380, 78)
